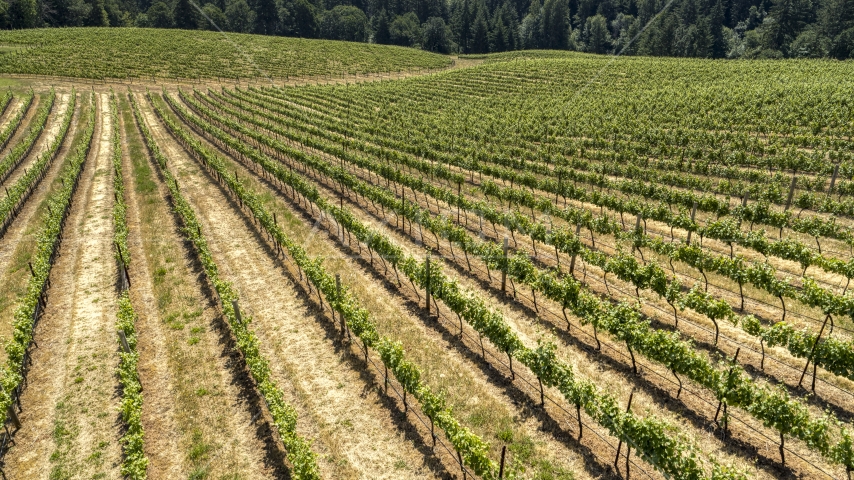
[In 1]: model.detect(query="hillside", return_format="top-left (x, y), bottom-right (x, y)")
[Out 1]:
top-left (0, 27), bottom-right (452, 80)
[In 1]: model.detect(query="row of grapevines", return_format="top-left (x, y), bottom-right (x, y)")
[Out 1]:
top-left (481, 180), bottom-right (854, 326)
top-left (0, 92), bottom-right (95, 439)
top-left (0, 89), bottom-right (56, 183)
top-left (224, 86), bottom-right (852, 291)
top-left (131, 92), bottom-right (322, 480)
top-left (152, 90), bottom-right (498, 479)
top-left (112, 92), bottom-right (131, 274)
top-left (111, 92), bottom-right (148, 479)
top-left (292, 81), bottom-right (854, 214)
top-left (189, 88), bottom-right (854, 385)
top-left (0, 92), bottom-right (10, 119)
top-left (165, 89), bottom-right (748, 480)
top-left (115, 292), bottom-right (147, 479)
top-left (178, 90), bottom-right (854, 474)
top-left (245, 85), bottom-right (854, 263)
top-left (0, 91), bottom-right (32, 151)
top-left (0, 89), bottom-right (73, 234)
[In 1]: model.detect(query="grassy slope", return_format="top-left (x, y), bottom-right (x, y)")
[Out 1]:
top-left (0, 28), bottom-right (451, 80)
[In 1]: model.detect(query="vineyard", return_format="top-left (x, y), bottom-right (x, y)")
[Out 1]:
top-left (0, 28), bottom-right (451, 82)
top-left (0, 36), bottom-right (851, 480)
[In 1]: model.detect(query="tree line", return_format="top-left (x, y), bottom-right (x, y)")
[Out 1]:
top-left (1, 0), bottom-right (852, 58)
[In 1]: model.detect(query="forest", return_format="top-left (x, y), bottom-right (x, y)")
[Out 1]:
top-left (1, 0), bottom-right (852, 58)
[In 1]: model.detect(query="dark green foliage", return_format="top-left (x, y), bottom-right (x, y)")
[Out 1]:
top-left (200, 3), bottom-right (228, 30)
top-left (422, 15), bottom-right (453, 51)
top-left (226, 0), bottom-right (256, 32)
top-left (173, 0), bottom-right (198, 29)
top-left (389, 11), bottom-right (421, 45)
top-left (320, 5), bottom-right (370, 41)
top-left (373, 8), bottom-right (392, 42)
top-left (146, 1), bottom-right (173, 28)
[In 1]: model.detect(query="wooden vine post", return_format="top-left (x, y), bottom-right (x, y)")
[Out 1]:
top-left (798, 314), bottom-right (830, 391)
top-left (425, 254), bottom-right (431, 315)
top-left (829, 164), bottom-right (839, 192)
top-left (614, 389), bottom-right (635, 478)
top-left (569, 224), bottom-right (580, 274)
top-left (686, 202), bottom-right (697, 244)
top-left (785, 175), bottom-right (797, 211)
top-left (117, 330), bottom-right (131, 354)
top-left (501, 237), bottom-right (508, 293)
top-left (336, 274), bottom-right (346, 336)
top-left (231, 299), bottom-right (243, 323)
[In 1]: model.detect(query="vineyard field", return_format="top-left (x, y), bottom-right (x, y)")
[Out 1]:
top-left (0, 28), bottom-right (452, 82)
top-left (0, 33), bottom-right (852, 480)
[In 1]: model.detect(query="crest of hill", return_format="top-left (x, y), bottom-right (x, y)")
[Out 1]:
top-left (0, 27), bottom-right (451, 81)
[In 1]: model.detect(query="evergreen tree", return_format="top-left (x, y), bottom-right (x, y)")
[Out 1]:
top-left (200, 3), bottom-right (228, 29)
top-left (173, 0), bottom-right (197, 29)
top-left (584, 13), bottom-right (610, 51)
top-left (449, 0), bottom-right (473, 52)
top-left (225, 0), bottom-right (254, 31)
top-left (542, 0), bottom-right (569, 47)
top-left (86, 0), bottom-right (110, 25)
top-left (253, 0), bottom-right (279, 34)
top-left (471, 2), bottom-right (490, 51)
top-left (764, 0), bottom-right (814, 52)
top-left (520, 0), bottom-right (542, 47)
top-left (422, 15), bottom-right (453, 51)
top-left (817, 0), bottom-right (854, 38)
top-left (710, 0), bottom-right (727, 56)
top-left (373, 8), bottom-right (392, 42)
top-left (289, 0), bottom-right (318, 36)
top-left (8, 0), bottom-right (38, 28)
top-left (147, 0), bottom-right (172, 27)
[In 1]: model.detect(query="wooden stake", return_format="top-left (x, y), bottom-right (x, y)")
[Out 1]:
top-left (614, 389), bottom-right (634, 468)
top-left (798, 314), bottom-right (830, 390)
top-left (7, 405), bottom-right (20, 429)
top-left (425, 254), bottom-right (431, 314)
top-left (687, 202), bottom-right (697, 244)
top-left (829, 164), bottom-right (839, 192)
top-left (501, 237), bottom-right (508, 293)
top-left (118, 330), bottom-right (131, 354)
top-left (336, 274), bottom-right (345, 335)
top-left (231, 300), bottom-right (243, 323)
top-left (785, 176), bottom-right (797, 211)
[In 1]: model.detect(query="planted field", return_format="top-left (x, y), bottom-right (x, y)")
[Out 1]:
top-left (0, 28), bottom-right (452, 82)
top-left (0, 42), bottom-right (851, 480)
